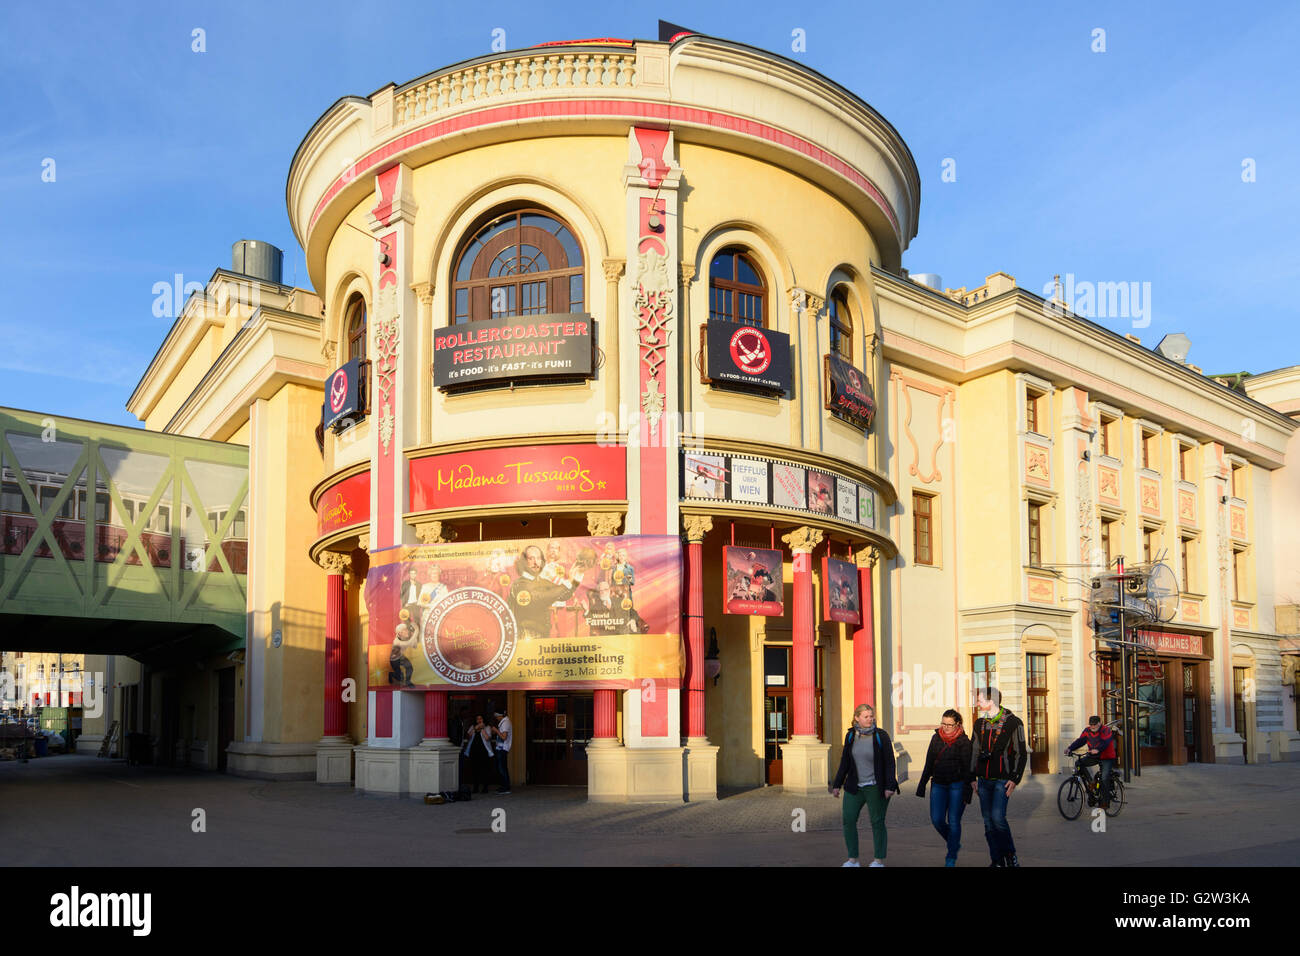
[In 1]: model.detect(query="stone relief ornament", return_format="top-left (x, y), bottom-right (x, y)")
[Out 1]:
top-left (634, 247), bottom-right (674, 440)
top-left (373, 283), bottom-right (400, 455)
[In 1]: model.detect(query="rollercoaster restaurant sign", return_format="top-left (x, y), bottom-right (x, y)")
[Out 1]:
top-left (432, 313), bottom-right (594, 388)
top-left (409, 443), bottom-right (627, 511)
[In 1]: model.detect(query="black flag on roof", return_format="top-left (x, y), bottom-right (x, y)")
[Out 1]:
top-left (658, 20), bottom-right (696, 42)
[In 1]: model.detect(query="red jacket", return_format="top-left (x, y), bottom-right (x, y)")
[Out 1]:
top-left (1068, 725), bottom-right (1116, 760)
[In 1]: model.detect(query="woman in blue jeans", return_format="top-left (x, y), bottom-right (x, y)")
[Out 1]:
top-left (915, 709), bottom-right (974, 866)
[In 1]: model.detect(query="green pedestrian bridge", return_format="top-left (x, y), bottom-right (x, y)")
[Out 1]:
top-left (0, 407), bottom-right (247, 668)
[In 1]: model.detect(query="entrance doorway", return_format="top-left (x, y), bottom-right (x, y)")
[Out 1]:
top-left (525, 692), bottom-right (592, 785)
top-left (1181, 662), bottom-right (1202, 764)
top-left (1025, 654), bottom-right (1049, 774)
top-left (1233, 667), bottom-right (1249, 762)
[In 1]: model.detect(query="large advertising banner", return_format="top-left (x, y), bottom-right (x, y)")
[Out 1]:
top-left (723, 546), bottom-right (784, 616)
top-left (432, 313), bottom-right (594, 389)
top-left (365, 535), bottom-right (681, 691)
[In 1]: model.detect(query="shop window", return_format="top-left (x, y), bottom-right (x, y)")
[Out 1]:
top-left (452, 209), bottom-right (585, 324)
top-left (708, 248), bottom-right (766, 327)
top-left (828, 288), bottom-right (853, 360)
top-left (344, 295), bottom-right (367, 363)
top-left (913, 492), bottom-right (935, 566)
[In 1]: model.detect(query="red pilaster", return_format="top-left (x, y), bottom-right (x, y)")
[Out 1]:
top-left (424, 689), bottom-right (447, 740)
top-left (594, 689), bottom-right (617, 739)
top-left (792, 550), bottom-right (816, 737)
top-left (324, 571), bottom-right (347, 738)
top-left (686, 537), bottom-right (706, 738)
top-left (852, 560), bottom-right (875, 709)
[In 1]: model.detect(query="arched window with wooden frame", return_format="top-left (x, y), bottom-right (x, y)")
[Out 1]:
top-left (708, 247), bottom-right (767, 327)
top-left (451, 209), bottom-right (585, 324)
top-left (344, 294), bottom-right (367, 362)
top-left (828, 287), bottom-right (854, 361)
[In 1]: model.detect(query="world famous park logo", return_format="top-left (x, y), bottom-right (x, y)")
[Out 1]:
top-left (421, 587), bottom-right (518, 686)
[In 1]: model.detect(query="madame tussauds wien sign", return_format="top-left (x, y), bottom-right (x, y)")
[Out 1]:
top-left (433, 313), bottom-right (594, 388)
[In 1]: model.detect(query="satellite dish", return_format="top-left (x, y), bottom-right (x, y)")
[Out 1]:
top-left (1145, 562), bottom-right (1179, 623)
top-left (1155, 332), bottom-right (1191, 364)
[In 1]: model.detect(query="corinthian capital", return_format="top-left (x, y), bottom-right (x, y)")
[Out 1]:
top-left (603, 258), bottom-right (626, 282)
top-left (782, 526), bottom-right (824, 554)
top-left (414, 520), bottom-right (456, 545)
top-left (587, 512), bottom-right (624, 537)
top-left (682, 514), bottom-right (713, 543)
top-left (855, 546), bottom-right (881, 569)
top-left (318, 551), bottom-right (353, 587)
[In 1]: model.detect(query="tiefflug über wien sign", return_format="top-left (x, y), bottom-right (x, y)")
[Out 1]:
top-left (433, 313), bottom-right (595, 389)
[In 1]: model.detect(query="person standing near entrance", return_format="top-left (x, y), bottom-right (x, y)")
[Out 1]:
top-left (915, 709), bottom-right (973, 866)
top-left (463, 714), bottom-right (496, 794)
top-left (829, 704), bottom-right (897, 867)
top-left (970, 688), bottom-right (1028, 867)
top-left (491, 709), bottom-right (512, 795)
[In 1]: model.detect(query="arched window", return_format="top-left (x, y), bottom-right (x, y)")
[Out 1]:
top-left (452, 209), bottom-right (585, 324)
top-left (344, 295), bottom-right (367, 362)
top-left (828, 288), bottom-right (853, 361)
top-left (708, 248), bottom-right (766, 327)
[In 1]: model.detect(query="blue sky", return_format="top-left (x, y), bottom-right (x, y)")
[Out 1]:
top-left (1, 1), bottom-right (1296, 427)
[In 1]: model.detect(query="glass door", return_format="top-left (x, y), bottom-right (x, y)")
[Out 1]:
top-left (763, 645), bottom-right (791, 785)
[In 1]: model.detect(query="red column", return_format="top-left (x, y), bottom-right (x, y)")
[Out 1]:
top-left (686, 536), bottom-right (706, 739)
top-left (852, 556), bottom-right (875, 710)
top-left (324, 570), bottom-right (347, 738)
top-left (594, 689), bottom-right (617, 738)
top-left (424, 690), bottom-right (447, 741)
top-left (792, 549), bottom-right (817, 737)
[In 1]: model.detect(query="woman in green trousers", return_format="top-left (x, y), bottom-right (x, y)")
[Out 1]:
top-left (830, 704), bottom-right (898, 867)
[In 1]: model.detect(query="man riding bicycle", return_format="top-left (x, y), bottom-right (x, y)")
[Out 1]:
top-left (1065, 716), bottom-right (1117, 809)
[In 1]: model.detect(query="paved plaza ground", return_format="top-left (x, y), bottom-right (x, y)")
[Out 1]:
top-left (2, 754), bottom-right (1297, 866)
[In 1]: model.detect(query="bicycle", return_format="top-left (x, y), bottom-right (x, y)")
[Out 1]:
top-left (1057, 749), bottom-right (1124, 820)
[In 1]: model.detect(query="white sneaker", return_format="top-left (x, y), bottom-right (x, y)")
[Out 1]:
top-left (869, 861), bottom-right (885, 867)
top-left (841, 860), bottom-right (861, 867)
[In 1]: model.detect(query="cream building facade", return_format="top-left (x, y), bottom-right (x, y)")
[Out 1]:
top-left (42, 30), bottom-right (1299, 795)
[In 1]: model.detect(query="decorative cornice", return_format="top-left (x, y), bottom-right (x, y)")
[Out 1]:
top-left (586, 511), bottom-right (624, 537)
top-left (682, 514), bottom-right (713, 543)
top-left (782, 526), bottom-right (824, 554)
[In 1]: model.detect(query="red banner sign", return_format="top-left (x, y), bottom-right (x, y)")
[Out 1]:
top-left (724, 546), bottom-right (784, 616)
top-left (316, 471), bottom-right (371, 537)
top-left (410, 443), bottom-right (626, 511)
top-left (822, 556), bottom-right (861, 625)
top-left (1133, 629), bottom-right (1205, 657)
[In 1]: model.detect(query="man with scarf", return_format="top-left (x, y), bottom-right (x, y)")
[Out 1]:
top-left (969, 687), bottom-right (1028, 867)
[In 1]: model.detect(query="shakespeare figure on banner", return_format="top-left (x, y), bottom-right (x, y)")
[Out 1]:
top-left (365, 535), bottom-right (681, 691)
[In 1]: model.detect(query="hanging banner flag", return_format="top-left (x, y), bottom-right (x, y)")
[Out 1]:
top-left (822, 556), bottom-right (862, 625)
top-left (723, 545), bottom-right (784, 616)
top-left (365, 535), bottom-right (681, 691)
top-left (824, 353), bottom-right (875, 430)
